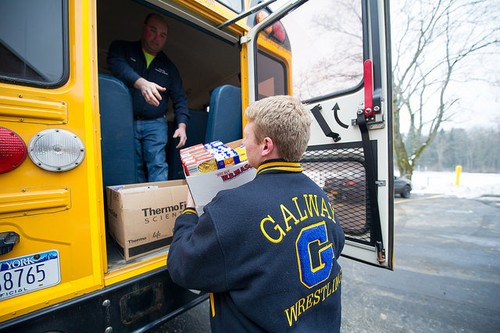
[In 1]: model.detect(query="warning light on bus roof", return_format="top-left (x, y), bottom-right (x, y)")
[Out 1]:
top-left (0, 127), bottom-right (28, 174)
top-left (255, 10), bottom-right (287, 44)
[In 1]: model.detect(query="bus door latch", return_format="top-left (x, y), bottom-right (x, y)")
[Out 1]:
top-left (0, 232), bottom-right (20, 255)
top-left (356, 59), bottom-right (384, 129)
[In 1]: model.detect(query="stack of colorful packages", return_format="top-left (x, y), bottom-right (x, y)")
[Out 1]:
top-left (180, 141), bottom-right (247, 176)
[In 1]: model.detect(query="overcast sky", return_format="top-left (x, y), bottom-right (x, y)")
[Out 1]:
top-left (270, 0), bottom-right (500, 132)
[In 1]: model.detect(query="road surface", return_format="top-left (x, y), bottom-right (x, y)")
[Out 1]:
top-left (156, 194), bottom-right (500, 332)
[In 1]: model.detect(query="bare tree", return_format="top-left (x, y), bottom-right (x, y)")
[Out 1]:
top-left (286, 0), bottom-right (364, 100)
top-left (392, 0), bottom-right (500, 179)
top-left (288, 0), bottom-right (499, 179)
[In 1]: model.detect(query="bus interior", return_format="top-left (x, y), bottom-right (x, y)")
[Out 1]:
top-left (97, 0), bottom-right (250, 270)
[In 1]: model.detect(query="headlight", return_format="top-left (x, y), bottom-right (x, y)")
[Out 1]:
top-left (28, 129), bottom-right (85, 172)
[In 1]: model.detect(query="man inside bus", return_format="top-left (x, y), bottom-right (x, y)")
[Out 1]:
top-left (107, 13), bottom-right (189, 182)
top-left (167, 95), bottom-right (345, 332)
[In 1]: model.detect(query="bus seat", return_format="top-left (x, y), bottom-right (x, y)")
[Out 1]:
top-left (205, 85), bottom-right (242, 143)
top-left (98, 73), bottom-right (137, 187)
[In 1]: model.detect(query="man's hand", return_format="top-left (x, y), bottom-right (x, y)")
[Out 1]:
top-left (134, 77), bottom-right (166, 107)
top-left (173, 123), bottom-right (187, 148)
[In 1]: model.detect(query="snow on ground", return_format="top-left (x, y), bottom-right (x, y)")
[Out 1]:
top-left (410, 171), bottom-right (500, 198)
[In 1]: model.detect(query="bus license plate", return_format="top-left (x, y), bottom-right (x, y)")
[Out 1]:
top-left (0, 250), bottom-right (61, 300)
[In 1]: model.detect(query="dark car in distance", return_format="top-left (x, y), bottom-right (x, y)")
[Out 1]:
top-left (322, 175), bottom-right (366, 203)
top-left (395, 176), bottom-right (412, 198)
top-left (322, 175), bottom-right (413, 201)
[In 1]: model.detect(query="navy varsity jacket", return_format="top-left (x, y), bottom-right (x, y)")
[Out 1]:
top-left (107, 40), bottom-right (189, 124)
top-left (167, 160), bottom-right (345, 332)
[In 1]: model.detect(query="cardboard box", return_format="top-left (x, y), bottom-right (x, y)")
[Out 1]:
top-left (184, 140), bottom-right (257, 214)
top-left (106, 180), bottom-right (188, 261)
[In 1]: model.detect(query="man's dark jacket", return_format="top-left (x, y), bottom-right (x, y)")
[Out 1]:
top-left (107, 40), bottom-right (189, 124)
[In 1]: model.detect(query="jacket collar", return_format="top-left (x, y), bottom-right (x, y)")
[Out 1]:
top-left (256, 159), bottom-right (303, 175)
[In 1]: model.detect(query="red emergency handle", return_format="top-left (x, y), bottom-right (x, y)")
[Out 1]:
top-left (364, 59), bottom-right (374, 117)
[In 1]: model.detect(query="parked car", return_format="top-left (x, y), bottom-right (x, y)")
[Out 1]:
top-left (394, 176), bottom-right (412, 198)
top-left (322, 175), bottom-right (366, 203)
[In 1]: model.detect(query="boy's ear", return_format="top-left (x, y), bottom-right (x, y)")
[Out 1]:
top-left (261, 137), bottom-right (274, 157)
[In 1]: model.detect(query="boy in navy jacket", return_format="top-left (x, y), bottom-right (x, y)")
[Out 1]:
top-left (168, 96), bottom-right (345, 332)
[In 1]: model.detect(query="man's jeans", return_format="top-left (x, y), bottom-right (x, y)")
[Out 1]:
top-left (134, 117), bottom-right (168, 182)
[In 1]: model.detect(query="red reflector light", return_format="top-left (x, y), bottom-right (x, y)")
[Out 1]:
top-left (0, 127), bottom-right (28, 174)
top-left (344, 180), bottom-right (357, 187)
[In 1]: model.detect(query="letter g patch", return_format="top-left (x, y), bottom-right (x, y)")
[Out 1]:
top-left (295, 221), bottom-right (334, 288)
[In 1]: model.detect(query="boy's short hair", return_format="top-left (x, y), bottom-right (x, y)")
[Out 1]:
top-left (245, 95), bottom-right (311, 161)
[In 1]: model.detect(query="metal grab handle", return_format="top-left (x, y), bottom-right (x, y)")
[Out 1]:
top-left (0, 232), bottom-right (20, 255)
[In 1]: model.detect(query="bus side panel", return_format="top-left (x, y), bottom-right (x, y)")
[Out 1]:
top-left (0, 268), bottom-right (208, 332)
top-left (0, 0), bottom-right (105, 320)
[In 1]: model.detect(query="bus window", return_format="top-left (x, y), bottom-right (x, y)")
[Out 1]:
top-left (216, 0), bottom-right (244, 13)
top-left (279, 0), bottom-right (363, 100)
top-left (256, 50), bottom-right (287, 99)
top-left (0, 0), bottom-right (68, 87)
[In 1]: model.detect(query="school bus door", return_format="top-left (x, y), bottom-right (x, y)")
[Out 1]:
top-left (244, 0), bottom-right (394, 269)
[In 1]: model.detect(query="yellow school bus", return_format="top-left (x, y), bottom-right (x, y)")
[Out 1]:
top-left (0, 0), bottom-right (393, 330)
